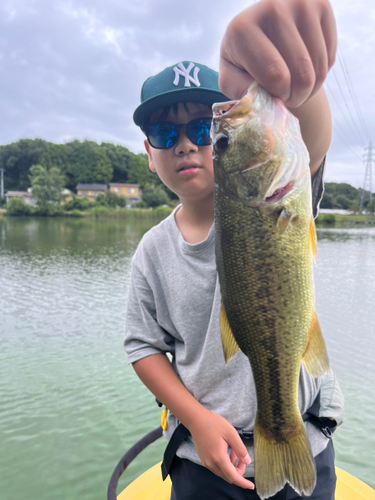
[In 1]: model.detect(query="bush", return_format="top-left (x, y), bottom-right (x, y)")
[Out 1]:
top-left (70, 209), bottom-right (83, 218)
top-left (34, 205), bottom-right (63, 217)
top-left (152, 206), bottom-right (173, 218)
top-left (316, 213), bottom-right (336, 225)
top-left (0, 196), bottom-right (6, 208)
top-left (6, 197), bottom-right (33, 216)
top-left (134, 200), bottom-right (147, 208)
top-left (94, 191), bottom-right (129, 208)
top-left (142, 184), bottom-right (169, 208)
top-left (64, 196), bottom-right (94, 211)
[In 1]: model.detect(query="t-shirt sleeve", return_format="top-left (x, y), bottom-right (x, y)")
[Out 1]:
top-left (124, 257), bottom-right (175, 365)
top-left (311, 156), bottom-right (326, 218)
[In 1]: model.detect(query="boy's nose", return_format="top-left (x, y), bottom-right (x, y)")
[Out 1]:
top-left (174, 130), bottom-right (199, 156)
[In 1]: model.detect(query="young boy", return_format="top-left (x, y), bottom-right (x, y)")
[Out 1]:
top-left (125, 1), bottom-right (344, 499)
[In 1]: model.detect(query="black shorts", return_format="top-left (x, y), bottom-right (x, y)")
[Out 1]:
top-left (170, 440), bottom-right (336, 500)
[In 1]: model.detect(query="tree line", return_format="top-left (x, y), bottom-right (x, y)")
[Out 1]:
top-left (1, 138), bottom-right (374, 214)
top-left (0, 138), bottom-right (173, 197)
top-left (320, 182), bottom-right (375, 213)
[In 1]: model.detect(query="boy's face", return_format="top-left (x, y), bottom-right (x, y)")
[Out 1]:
top-left (144, 102), bottom-right (214, 203)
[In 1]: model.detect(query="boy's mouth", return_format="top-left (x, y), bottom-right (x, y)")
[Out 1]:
top-left (177, 162), bottom-right (201, 173)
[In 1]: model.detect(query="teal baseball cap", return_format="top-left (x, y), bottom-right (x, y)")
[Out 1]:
top-left (133, 61), bottom-right (230, 128)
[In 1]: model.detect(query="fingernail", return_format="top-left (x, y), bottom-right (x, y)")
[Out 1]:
top-left (244, 454), bottom-right (251, 464)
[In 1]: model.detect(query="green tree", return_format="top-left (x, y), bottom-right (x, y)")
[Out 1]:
top-left (94, 149), bottom-right (113, 184)
top-left (334, 194), bottom-right (351, 210)
top-left (0, 138), bottom-right (50, 191)
top-left (29, 164), bottom-right (65, 207)
top-left (320, 192), bottom-right (333, 209)
top-left (365, 199), bottom-right (375, 214)
top-left (142, 184), bottom-right (169, 208)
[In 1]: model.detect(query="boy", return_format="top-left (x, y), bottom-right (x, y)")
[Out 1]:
top-left (125, 1), bottom-right (344, 498)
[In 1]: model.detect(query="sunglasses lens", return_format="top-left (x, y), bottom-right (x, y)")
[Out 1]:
top-left (147, 123), bottom-right (177, 149)
top-left (188, 119), bottom-right (212, 146)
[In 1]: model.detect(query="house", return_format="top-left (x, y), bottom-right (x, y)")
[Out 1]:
top-left (109, 183), bottom-right (141, 206)
top-left (76, 184), bottom-right (107, 202)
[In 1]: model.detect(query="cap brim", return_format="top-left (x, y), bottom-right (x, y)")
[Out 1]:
top-left (133, 87), bottom-right (230, 127)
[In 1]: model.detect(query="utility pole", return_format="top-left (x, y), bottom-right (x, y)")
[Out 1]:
top-left (0, 168), bottom-right (4, 198)
top-left (360, 142), bottom-right (374, 211)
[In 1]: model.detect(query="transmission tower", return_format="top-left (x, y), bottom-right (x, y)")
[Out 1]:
top-left (360, 142), bottom-right (374, 211)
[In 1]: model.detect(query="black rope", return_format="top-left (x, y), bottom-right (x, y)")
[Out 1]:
top-left (107, 426), bottom-right (163, 500)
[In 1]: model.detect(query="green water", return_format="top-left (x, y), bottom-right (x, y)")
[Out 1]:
top-left (0, 218), bottom-right (374, 499)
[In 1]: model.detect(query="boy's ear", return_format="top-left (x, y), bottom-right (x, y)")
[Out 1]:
top-left (144, 139), bottom-right (156, 173)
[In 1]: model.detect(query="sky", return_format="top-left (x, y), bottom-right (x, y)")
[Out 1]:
top-left (0, 0), bottom-right (374, 189)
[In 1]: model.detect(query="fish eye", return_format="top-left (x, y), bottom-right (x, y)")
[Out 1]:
top-left (215, 133), bottom-right (229, 151)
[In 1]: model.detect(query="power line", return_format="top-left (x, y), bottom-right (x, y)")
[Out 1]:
top-left (329, 67), bottom-right (367, 145)
top-left (330, 114), bottom-right (364, 162)
top-left (337, 46), bottom-right (371, 143)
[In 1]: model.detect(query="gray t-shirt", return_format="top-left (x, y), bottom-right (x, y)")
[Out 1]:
top-left (124, 161), bottom-right (343, 476)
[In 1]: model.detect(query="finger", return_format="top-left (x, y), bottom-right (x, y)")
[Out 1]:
top-left (235, 457), bottom-right (248, 476)
top-left (320, 0), bottom-right (337, 68)
top-left (229, 449), bottom-right (238, 467)
top-left (219, 58), bottom-right (254, 100)
top-left (215, 455), bottom-right (254, 489)
top-left (262, 18), bottom-right (316, 108)
top-left (220, 15), bottom-right (292, 102)
top-left (293, 17), bottom-right (328, 104)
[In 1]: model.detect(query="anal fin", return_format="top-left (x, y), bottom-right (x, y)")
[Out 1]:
top-left (302, 311), bottom-right (330, 377)
top-left (220, 302), bottom-right (241, 364)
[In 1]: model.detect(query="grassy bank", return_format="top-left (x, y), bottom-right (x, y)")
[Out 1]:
top-left (4, 205), bottom-right (173, 220)
top-left (316, 213), bottom-right (375, 227)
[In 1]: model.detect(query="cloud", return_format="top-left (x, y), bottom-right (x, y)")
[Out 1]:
top-left (0, 0), bottom-right (373, 188)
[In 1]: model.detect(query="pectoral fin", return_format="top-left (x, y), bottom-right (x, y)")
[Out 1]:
top-left (220, 302), bottom-right (241, 364)
top-left (302, 311), bottom-right (329, 377)
top-left (277, 209), bottom-right (297, 235)
top-left (309, 217), bottom-right (317, 261)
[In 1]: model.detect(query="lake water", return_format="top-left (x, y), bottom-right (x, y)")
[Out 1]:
top-left (0, 217), bottom-right (374, 500)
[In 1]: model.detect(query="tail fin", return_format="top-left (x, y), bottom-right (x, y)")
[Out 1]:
top-left (254, 418), bottom-right (316, 500)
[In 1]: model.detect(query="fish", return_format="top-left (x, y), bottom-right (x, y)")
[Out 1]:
top-left (211, 82), bottom-right (330, 499)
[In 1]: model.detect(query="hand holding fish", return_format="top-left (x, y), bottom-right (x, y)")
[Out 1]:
top-left (219, 0), bottom-right (337, 108)
top-left (189, 410), bottom-right (255, 490)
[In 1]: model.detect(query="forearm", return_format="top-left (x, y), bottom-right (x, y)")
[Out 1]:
top-left (133, 353), bottom-right (209, 432)
top-left (289, 87), bottom-right (332, 177)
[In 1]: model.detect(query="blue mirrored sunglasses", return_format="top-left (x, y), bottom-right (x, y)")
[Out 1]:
top-left (145, 117), bottom-right (212, 150)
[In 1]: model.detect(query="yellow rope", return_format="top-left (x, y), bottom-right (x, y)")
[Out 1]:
top-left (161, 408), bottom-right (168, 431)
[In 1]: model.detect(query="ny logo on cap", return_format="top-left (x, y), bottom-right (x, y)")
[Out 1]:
top-left (173, 62), bottom-right (201, 88)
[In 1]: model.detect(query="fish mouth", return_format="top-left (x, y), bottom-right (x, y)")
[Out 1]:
top-left (212, 94), bottom-right (252, 130)
top-left (265, 181), bottom-right (295, 203)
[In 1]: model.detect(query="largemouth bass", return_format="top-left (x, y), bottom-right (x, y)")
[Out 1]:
top-left (211, 82), bottom-right (329, 499)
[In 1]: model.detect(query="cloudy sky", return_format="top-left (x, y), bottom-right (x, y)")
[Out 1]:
top-left (1, 0), bottom-right (374, 188)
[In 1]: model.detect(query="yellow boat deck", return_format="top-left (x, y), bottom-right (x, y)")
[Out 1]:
top-left (118, 463), bottom-right (375, 500)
